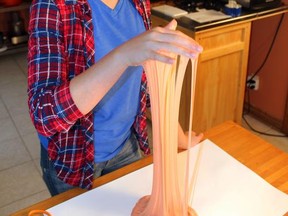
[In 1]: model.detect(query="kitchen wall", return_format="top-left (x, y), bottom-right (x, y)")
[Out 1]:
top-left (246, 9), bottom-right (288, 132)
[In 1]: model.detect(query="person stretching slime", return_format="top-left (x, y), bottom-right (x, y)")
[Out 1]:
top-left (27, 0), bottom-right (203, 196)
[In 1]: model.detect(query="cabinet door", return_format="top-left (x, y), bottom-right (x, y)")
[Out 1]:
top-left (188, 22), bottom-right (251, 132)
top-left (151, 15), bottom-right (251, 133)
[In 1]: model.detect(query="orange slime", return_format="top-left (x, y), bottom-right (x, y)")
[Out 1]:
top-left (131, 46), bottom-right (199, 215)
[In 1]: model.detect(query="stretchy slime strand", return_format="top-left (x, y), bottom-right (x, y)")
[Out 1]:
top-left (131, 41), bottom-right (199, 215)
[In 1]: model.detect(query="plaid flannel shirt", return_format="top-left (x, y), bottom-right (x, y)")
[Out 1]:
top-left (28, 0), bottom-right (151, 189)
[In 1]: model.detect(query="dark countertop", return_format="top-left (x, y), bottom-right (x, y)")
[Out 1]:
top-left (151, 3), bottom-right (288, 31)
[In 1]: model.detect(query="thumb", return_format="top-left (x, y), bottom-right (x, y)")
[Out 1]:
top-left (164, 19), bottom-right (177, 30)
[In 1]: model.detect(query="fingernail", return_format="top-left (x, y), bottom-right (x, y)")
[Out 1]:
top-left (189, 53), bottom-right (197, 59)
top-left (167, 58), bottom-right (175, 64)
top-left (197, 45), bottom-right (203, 52)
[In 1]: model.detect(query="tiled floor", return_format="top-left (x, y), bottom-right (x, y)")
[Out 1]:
top-left (0, 52), bottom-right (287, 216)
top-left (0, 52), bottom-right (51, 216)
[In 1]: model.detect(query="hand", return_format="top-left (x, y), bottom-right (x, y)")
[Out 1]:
top-left (117, 19), bottom-right (203, 67)
top-left (178, 124), bottom-right (203, 150)
top-left (179, 131), bottom-right (203, 150)
top-left (69, 21), bottom-right (202, 116)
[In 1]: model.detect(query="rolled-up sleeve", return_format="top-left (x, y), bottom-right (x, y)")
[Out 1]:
top-left (27, 0), bottom-right (83, 137)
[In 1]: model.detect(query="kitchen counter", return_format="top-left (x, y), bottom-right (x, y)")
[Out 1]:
top-left (152, 2), bottom-right (288, 31)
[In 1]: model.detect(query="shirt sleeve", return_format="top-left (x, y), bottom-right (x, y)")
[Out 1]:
top-left (27, 0), bottom-right (83, 137)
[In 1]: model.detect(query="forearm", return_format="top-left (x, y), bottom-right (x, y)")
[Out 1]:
top-left (70, 19), bottom-right (204, 115)
top-left (69, 47), bottom-right (128, 115)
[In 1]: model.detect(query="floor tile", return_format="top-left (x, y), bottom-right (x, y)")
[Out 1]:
top-left (33, 158), bottom-right (42, 175)
top-left (0, 79), bottom-right (27, 102)
top-left (0, 98), bottom-right (9, 120)
top-left (259, 129), bottom-right (288, 153)
top-left (242, 114), bottom-right (288, 153)
top-left (0, 190), bottom-right (50, 216)
top-left (22, 132), bottom-right (40, 160)
top-left (10, 112), bottom-right (36, 136)
top-left (0, 161), bottom-right (47, 208)
top-left (0, 137), bottom-right (31, 171)
top-left (12, 52), bottom-right (28, 76)
top-left (0, 117), bottom-right (19, 143)
top-left (242, 114), bottom-right (272, 133)
top-left (4, 93), bottom-right (29, 117)
top-left (0, 57), bottom-right (26, 86)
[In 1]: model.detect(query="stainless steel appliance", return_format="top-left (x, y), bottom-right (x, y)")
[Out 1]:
top-left (236, 0), bottom-right (282, 10)
top-left (10, 12), bottom-right (28, 45)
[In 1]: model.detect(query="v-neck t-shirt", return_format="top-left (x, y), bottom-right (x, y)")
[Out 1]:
top-left (87, 0), bottom-right (146, 162)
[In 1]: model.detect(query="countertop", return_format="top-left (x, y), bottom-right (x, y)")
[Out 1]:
top-left (151, 2), bottom-right (288, 31)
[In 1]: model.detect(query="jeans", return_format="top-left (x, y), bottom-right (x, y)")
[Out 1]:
top-left (40, 133), bottom-right (142, 196)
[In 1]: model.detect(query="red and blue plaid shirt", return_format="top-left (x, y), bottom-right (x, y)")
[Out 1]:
top-left (28, 0), bottom-right (151, 189)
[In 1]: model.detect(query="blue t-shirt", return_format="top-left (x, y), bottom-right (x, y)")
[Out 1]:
top-left (88, 0), bottom-right (145, 162)
top-left (38, 0), bottom-right (145, 164)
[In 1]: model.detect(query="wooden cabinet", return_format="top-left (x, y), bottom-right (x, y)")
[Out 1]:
top-left (152, 15), bottom-right (251, 132)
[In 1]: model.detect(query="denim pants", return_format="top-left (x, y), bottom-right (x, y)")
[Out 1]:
top-left (40, 133), bottom-right (142, 196)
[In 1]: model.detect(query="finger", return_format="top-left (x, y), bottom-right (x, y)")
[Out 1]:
top-left (164, 19), bottom-right (177, 30)
top-left (148, 40), bottom-right (199, 60)
top-left (185, 131), bottom-right (196, 136)
top-left (197, 132), bottom-right (204, 139)
top-left (149, 50), bottom-right (176, 64)
top-left (154, 26), bottom-right (203, 53)
top-left (189, 133), bottom-right (204, 147)
top-left (149, 31), bottom-right (203, 56)
top-left (194, 133), bottom-right (204, 143)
